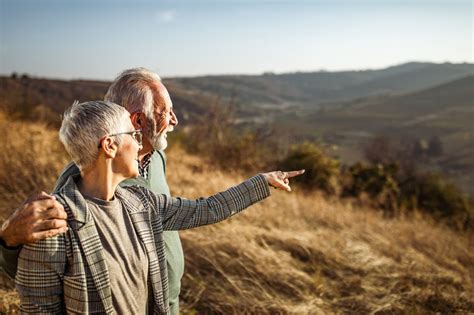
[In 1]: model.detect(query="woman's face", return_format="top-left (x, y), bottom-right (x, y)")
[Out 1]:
top-left (113, 116), bottom-right (141, 179)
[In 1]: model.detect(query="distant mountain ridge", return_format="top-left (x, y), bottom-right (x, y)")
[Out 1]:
top-left (2, 62), bottom-right (471, 117)
top-left (170, 62), bottom-right (474, 108)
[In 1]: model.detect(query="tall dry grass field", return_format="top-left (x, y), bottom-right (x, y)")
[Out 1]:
top-left (0, 115), bottom-right (473, 314)
top-left (168, 148), bottom-right (474, 314)
top-left (0, 112), bottom-right (69, 214)
top-left (0, 112), bottom-right (68, 313)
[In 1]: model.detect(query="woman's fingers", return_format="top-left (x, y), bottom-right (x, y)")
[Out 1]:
top-left (275, 181), bottom-right (291, 192)
top-left (285, 169), bottom-right (305, 178)
top-left (263, 170), bottom-right (305, 192)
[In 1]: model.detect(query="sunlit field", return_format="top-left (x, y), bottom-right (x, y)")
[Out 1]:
top-left (0, 114), bottom-right (473, 314)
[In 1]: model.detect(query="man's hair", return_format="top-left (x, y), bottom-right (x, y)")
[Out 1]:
top-left (104, 67), bottom-right (162, 122)
top-left (59, 100), bottom-right (129, 170)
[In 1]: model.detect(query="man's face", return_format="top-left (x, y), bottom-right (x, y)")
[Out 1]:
top-left (144, 82), bottom-right (178, 151)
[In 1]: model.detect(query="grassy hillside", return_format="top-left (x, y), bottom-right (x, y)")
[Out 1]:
top-left (291, 75), bottom-right (474, 139)
top-left (0, 76), bottom-right (213, 126)
top-left (0, 115), bottom-right (473, 314)
top-left (279, 76), bottom-right (474, 196)
top-left (172, 62), bottom-right (474, 107)
top-left (0, 76), bottom-right (109, 121)
top-left (339, 63), bottom-right (474, 101)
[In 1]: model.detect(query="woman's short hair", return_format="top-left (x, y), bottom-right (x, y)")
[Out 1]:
top-left (59, 100), bottom-right (129, 170)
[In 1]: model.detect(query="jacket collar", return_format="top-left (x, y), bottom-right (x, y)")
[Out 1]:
top-left (57, 174), bottom-right (90, 225)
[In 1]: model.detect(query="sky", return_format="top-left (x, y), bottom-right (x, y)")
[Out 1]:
top-left (0, 0), bottom-right (472, 80)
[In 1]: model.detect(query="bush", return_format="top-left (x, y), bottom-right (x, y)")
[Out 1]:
top-left (399, 173), bottom-right (472, 229)
top-left (278, 142), bottom-right (340, 194)
top-left (341, 161), bottom-right (472, 229)
top-left (342, 162), bottom-right (400, 215)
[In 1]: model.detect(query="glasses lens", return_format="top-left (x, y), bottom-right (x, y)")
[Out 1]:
top-left (134, 131), bottom-right (142, 145)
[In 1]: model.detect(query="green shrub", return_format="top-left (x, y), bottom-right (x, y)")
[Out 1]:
top-left (279, 142), bottom-right (340, 194)
top-left (399, 173), bottom-right (472, 229)
top-left (342, 162), bottom-right (400, 215)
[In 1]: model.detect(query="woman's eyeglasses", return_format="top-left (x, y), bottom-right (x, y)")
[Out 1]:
top-left (98, 130), bottom-right (143, 148)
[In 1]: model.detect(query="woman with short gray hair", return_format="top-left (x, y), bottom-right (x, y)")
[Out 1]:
top-left (15, 100), bottom-right (304, 314)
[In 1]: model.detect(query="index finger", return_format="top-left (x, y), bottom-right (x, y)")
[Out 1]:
top-left (45, 204), bottom-right (67, 220)
top-left (286, 169), bottom-right (305, 178)
top-left (35, 198), bottom-right (64, 213)
top-left (38, 191), bottom-right (56, 200)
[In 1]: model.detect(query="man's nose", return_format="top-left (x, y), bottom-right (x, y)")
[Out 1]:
top-left (170, 110), bottom-right (178, 126)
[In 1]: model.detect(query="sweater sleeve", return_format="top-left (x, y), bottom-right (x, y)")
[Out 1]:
top-left (15, 234), bottom-right (66, 314)
top-left (144, 175), bottom-right (271, 231)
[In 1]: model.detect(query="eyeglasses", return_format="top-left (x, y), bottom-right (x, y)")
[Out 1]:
top-left (98, 129), bottom-right (143, 148)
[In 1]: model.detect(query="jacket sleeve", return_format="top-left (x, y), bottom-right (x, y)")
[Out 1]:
top-left (144, 174), bottom-right (271, 231)
top-left (15, 233), bottom-right (66, 314)
top-left (0, 241), bottom-right (20, 279)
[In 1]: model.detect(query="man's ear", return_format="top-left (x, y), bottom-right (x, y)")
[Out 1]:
top-left (130, 112), bottom-right (143, 129)
top-left (99, 136), bottom-right (118, 158)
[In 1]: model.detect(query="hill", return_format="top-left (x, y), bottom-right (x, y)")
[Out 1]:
top-left (0, 115), bottom-right (473, 313)
top-left (2, 62), bottom-right (471, 120)
top-left (171, 62), bottom-right (473, 108)
top-left (279, 76), bottom-right (474, 196)
top-left (0, 75), bottom-right (212, 126)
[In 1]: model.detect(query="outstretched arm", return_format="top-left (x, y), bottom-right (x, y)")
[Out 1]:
top-left (138, 170), bottom-right (304, 231)
top-left (0, 192), bottom-right (67, 278)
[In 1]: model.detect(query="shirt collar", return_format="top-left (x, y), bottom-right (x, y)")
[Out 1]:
top-left (139, 150), bottom-right (155, 179)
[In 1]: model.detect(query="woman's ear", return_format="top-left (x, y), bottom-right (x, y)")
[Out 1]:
top-left (99, 136), bottom-right (118, 158)
top-left (130, 112), bottom-right (143, 129)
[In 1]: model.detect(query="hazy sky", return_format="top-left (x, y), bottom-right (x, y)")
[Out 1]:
top-left (0, 0), bottom-right (472, 80)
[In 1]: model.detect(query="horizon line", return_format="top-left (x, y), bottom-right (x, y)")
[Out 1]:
top-left (1, 60), bottom-right (472, 82)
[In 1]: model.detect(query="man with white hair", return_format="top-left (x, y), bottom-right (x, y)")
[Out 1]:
top-left (1, 68), bottom-right (184, 314)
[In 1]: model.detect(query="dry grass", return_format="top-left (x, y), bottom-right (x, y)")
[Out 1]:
top-left (167, 148), bottom-right (474, 314)
top-left (0, 112), bottom-right (68, 218)
top-left (0, 112), bottom-right (69, 313)
top-left (1, 116), bottom-right (473, 314)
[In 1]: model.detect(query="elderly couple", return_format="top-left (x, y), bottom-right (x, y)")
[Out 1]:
top-left (0, 68), bottom-right (303, 314)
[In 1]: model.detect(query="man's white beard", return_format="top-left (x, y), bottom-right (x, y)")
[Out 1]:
top-left (149, 126), bottom-right (173, 151)
top-left (150, 132), bottom-right (168, 151)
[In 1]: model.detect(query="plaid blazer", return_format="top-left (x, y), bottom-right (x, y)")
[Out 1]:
top-left (15, 174), bottom-right (270, 314)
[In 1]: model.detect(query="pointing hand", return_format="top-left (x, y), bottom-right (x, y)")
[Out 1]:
top-left (262, 170), bottom-right (305, 192)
